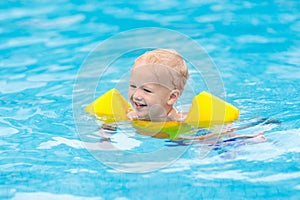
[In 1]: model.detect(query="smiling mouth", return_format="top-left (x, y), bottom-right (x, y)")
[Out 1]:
top-left (134, 101), bottom-right (147, 110)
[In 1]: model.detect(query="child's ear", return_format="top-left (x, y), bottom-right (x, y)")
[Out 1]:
top-left (167, 90), bottom-right (180, 105)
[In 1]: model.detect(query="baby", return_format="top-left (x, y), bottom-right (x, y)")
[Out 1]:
top-left (102, 49), bottom-right (268, 143)
top-left (127, 49), bottom-right (189, 122)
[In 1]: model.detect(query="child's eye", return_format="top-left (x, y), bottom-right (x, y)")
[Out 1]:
top-left (143, 88), bottom-right (152, 93)
top-left (130, 84), bottom-right (137, 88)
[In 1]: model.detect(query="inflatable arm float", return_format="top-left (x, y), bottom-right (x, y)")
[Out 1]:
top-left (85, 88), bottom-right (239, 128)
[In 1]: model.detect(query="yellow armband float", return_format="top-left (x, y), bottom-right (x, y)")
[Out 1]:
top-left (85, 89), bottom-right (131, 123)
top-left (85, 88), bottom-right (239, 139)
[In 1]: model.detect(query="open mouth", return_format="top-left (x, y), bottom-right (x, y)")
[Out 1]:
top-left (134, 101), bottom-right (147, 110)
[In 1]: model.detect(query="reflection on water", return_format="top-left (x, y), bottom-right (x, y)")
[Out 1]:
top-left (1, 0), bottom-right (300, 199)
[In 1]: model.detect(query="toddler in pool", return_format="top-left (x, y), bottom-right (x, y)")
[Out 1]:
top-left (125, 49), bottom-right (267, 142)
top-left (127, 49), bottom-right (188, 122)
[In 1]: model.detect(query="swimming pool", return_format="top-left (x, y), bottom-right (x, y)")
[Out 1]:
top-left (1, 0), bottom-right (300, 199)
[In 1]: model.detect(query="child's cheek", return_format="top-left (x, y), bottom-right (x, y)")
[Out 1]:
top-left (128, 90), bottom-right (134, 99)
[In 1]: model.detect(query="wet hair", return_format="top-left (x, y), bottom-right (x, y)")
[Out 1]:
top-left (133, 49), bottom-right (189, 92)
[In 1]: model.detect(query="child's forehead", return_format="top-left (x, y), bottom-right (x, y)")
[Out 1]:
top-left (130, 64), bottom-right (180, 90)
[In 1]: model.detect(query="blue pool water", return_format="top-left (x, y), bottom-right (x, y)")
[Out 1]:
top-left (1, 0), bottom-right (300, 199)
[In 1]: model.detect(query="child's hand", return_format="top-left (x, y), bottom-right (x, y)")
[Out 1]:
top-left (127, 110), bottom-right (139, 120)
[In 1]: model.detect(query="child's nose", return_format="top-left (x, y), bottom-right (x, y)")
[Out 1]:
top-left (133, 88), bottom-right (143, 100)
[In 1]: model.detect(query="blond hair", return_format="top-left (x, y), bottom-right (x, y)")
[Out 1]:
top-left (133, 49), bottom-right (188, 91)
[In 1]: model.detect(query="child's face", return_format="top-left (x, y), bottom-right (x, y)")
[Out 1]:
top-left (128, 64), bottom-right (176, 121)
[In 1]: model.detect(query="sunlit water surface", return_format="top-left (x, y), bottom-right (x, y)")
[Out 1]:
top-left (1, 0), bottom-right (300, 199)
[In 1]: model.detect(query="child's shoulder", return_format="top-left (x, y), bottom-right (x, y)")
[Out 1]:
top-left (167, 107), bottom-right (186, 122)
